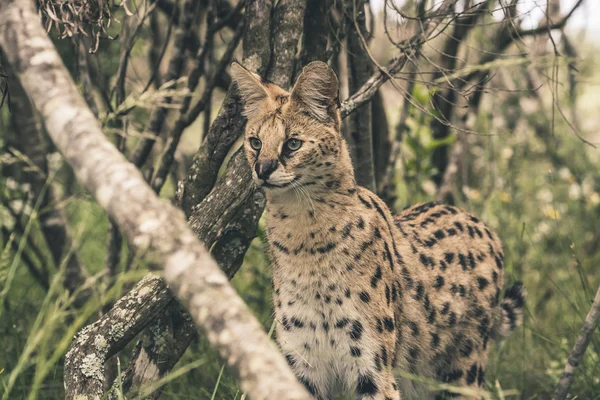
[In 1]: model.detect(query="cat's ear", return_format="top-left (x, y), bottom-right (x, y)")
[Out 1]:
top-left (290, 61), bottom-right (339, 122)
top-left (230, 62), bottom-right (272, 119)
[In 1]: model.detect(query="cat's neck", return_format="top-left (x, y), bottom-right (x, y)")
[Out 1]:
top-left (266, 166), bottom-right (358, 215)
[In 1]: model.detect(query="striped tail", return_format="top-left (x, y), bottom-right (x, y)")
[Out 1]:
top-left (494, 282), bottom-right (527, 338)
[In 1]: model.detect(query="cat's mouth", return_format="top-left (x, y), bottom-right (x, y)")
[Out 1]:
top-left (259, 175), bottom-right (300, 189)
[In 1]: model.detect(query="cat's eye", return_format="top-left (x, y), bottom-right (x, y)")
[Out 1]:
top-left (285, 139), bottom-right (303, 151)
top-left (249, 137), bottom-right (262, 151)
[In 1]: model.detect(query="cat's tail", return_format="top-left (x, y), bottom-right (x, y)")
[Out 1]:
top-left (493, 282), bottom-right (527, 338)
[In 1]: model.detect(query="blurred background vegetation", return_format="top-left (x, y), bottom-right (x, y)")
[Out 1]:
top-left (1, 0), bottom-right (599, 398)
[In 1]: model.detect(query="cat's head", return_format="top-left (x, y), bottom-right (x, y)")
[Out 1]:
top-left (231, 61), bottom-right (347, 193)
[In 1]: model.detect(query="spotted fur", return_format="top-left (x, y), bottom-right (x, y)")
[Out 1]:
top-left (232, 61), bottom-right (526, 399)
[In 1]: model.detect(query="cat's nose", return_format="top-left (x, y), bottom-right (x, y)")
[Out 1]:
top-left (255, 159), bottom-right (279, 180)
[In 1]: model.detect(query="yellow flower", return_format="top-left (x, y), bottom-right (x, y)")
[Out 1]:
top-left (500, 192), bottom-right (512, 202)
top-left (544, 206), bottom-right (561, 220)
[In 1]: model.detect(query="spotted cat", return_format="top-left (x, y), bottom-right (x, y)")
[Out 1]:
top-left (231, 61), bottom-right (526, 399)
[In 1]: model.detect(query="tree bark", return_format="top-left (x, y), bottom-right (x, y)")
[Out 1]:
top-left (0, 1), bottom-right (309, 399)
top-left (344, 0), bottom-right (375, 191)
top-left (371, 90), bottom-right (391, 194)
top-left (430, 0), bottom-right (488, 187)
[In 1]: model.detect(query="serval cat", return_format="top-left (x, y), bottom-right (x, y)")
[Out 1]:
top-left (231, 61), bottom-right (525, 399)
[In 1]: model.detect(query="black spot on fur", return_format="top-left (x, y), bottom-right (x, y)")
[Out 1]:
top-left (460, 339), bottom-right (474, 357)
top-left (407, 320), bottom-right (419, 336)
top-left (357, 217), bottom-right (365, 229)
top-left (458, 253), bottom-right (467, 270)
top-left (468, 251), bottom-right (476, 269)
top-left (448, 312), bottom-right (457, 327)
top-left (273, 241), bottom-right (289, 254)
top-left (466, 363), bottom-right (478, 385)
top-left (299, 377), bottom-right (317, 396)
top-left (441, 302), bottom-right (450, 315)
top-left (427, 306), bottom-right (437, 324)
top-left (414, 283), bottom-right (424, 300)
top-left (383, 317), bottom-right (394, 332)
top-left (350, 346), bottom-right (362, 357)
top-left (431, 332), bottom-right (440, 349)
top-left (408, 347), bottom-right (420, 372)
top-left (444, 252), bottom-right (455, 264)
top-left (494, 255), bottom-right (503, 269)
top-left (371, 197), bottom-right (387, 220)
top-left (336, 318), bottom-right (349, 328)
top-left (281, 316), bottom-right (292, 330)
top-left (381, 346), bottom-right (388, 366)
top-left (467, 225), bottom-right (475, 238)
top-left (419, 253), bottom-right (434, 268)
top-left (285, 354), bottom-right (295, 368)
top-left (342, 222), bottom-right (353, 239)
top-left (477, 366), bottom-right (485, 386)
top-left (475, 226), bottom-right (483, 238)
top-left (383, 242), bottom-right (394, 271)
top-left (371, 266), bottom-right (382, 288)
top-left (356, 374), bottom-right (378, 395)
top-left (317, 242), bottom-right (337, 253)
top-left (433, 275), bottom-right (445, 289)
top-left (477, 276), bottom-right (490, 290)
top-left (350, 320), bottom-right (363, 340)
top-left (358, 195), bottom-right (373, 209)
top-left (359, 291), bottom-right (371, 303)
top-left (291, 317), bottom-right (304, 328)
top-left (439, 260), bottom-right (448, 271)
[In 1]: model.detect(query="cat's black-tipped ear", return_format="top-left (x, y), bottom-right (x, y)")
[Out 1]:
top-left (230, 61), bottom-right (271, 119)
top-left (290, 61), bottom-right (339, 123)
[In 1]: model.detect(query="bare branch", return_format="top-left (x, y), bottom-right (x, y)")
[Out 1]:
top-left (151, 21), bottom-right (244, 193)
top-left (552, 283), bottom-right (600, 400)
top-left (128, 0), bottom-right (199, 169)
top-left (340, 0), bottom-right (459, 119)
top-left (518, 0), bottom-right (584, 37)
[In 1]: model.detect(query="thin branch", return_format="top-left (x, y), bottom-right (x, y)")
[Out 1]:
top-left (517, 0), bottom-right (584, 37)
top-left (76, 36), bottom-right (99, 117)
top-left (552, 283), bottom-right (600, 400)
top-left (340, 0), bottom-right (458, 119)
top-left (128, 0), bottom-right (200, 169)
top-left (151, 21), bottom-right (244, 193)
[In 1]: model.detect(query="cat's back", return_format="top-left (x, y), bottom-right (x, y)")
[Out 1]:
top-left (393, 201), bottom-right (505, 310)
top-left (390, 201), bottom-right (507, 388)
